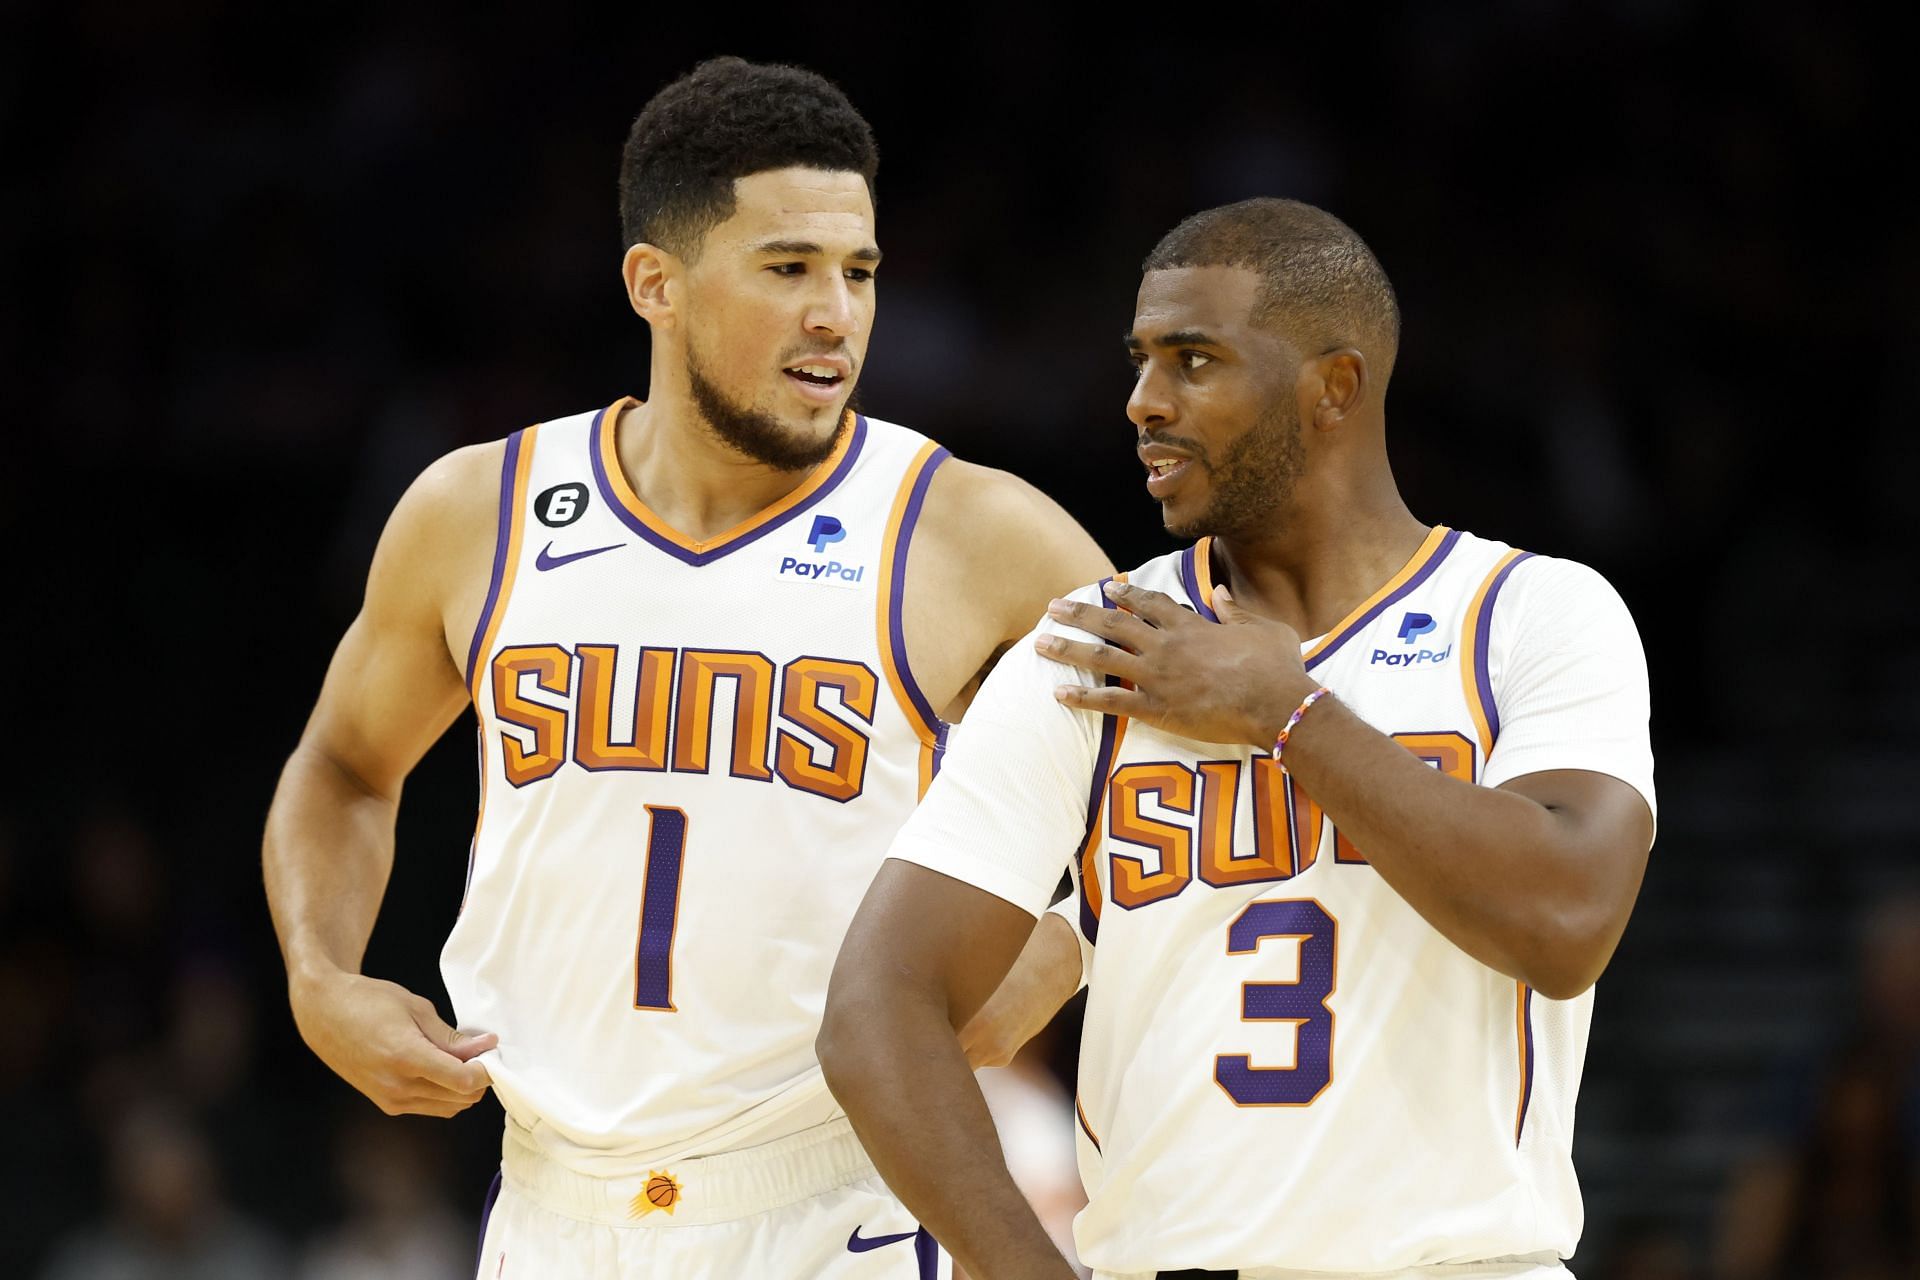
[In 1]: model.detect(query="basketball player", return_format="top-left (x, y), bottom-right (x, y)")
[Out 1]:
top-left (819, 198), bottom-right (1656, 1280)
top-left (261, 58), bottom-right (1110, 1278)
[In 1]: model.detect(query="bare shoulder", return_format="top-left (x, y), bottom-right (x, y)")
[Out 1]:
top-left (916, 459), bottom-right (1112, 601)
top-left (901, 456), bottom-right (1112, 720)
top-left (367, 439), bottom-right (510, 658)
top-left (382, 440), bottom-right (506, 561)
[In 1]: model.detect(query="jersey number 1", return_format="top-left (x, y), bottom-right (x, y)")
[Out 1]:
top-left (635, 805), bottom-right (688, 1011)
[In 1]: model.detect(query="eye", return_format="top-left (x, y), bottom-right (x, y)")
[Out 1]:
top-left (846, 267), bottom-right (874, 283)
top-left (769, 262), bottom-right (806, 276)
top-left (1182, 350), bottom-right (1214, 370)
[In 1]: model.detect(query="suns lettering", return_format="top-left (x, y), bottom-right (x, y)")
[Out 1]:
top-left (673, 650), bottom-right (776, 781)
top-left (493, 644), bottom-right (572, 787)
top-left (487, 644), bottom-right (875, 800)
top-left (574, 644), bottom-right (673, 772)
top-left (775, 657), bottom-right (879, 803)
top-left (1104, 732), bottom-right (1481, 904)
top-left (1108, 762), bottom-right (1196, 910)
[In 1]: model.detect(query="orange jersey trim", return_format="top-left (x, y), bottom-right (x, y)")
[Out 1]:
top-left (1301, 525), bottom-right (1454, 666)
top-left (596, 396), bottom-right (858, 555)
top-left (462, 422), bottom-right (541, 912)
top-left (876, 439), bottom-right (951, 796)
top-left (1460, 548), bottom-right (1531, 758)
top-left (1193, 536), bottom-right (1218, 614)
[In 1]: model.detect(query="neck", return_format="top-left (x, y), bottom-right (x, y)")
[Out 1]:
top-left (617, 358), bottom-right (834, 544)
top-left (1209, 463), bottom-right (1428, 641)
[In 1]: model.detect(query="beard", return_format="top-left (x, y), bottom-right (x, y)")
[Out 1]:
top-left (685, 339), bottom-right (852, 472)
top-left (1162, 396), bottom-right (1306, 541)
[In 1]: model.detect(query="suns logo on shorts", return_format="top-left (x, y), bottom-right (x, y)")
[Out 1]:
top-left (629, 1169), bottom-right (682, 1218)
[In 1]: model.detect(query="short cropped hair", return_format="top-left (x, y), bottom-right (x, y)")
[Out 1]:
top-left (1144, 198), bottom-right (1400, 368)
top-left (618, 57), bottom-right (878, 258)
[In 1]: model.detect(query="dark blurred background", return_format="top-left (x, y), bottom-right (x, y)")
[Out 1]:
top-left (4, 3), bottom-right (1917, 1277)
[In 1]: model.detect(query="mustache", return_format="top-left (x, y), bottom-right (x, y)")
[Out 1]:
top-left (782, 344), bottom-right (856, 366)
top-left (1137, 431), bottom-right (1210, 464)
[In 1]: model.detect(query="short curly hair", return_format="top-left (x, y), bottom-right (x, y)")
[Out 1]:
top-left (1144, 198), bottom-right (1400, 373)
top-left (619, 57), bottom-right (879, 259)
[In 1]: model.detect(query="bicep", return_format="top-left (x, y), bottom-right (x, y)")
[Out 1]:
top-left (296, 453), bottom-right (490, 797)
top-left (300, 606), bottom-right (469, 799)
top-left (835, 859), bottom-right (1041, 1028)
top-left (1498, 768), bottom-right (1654, 895)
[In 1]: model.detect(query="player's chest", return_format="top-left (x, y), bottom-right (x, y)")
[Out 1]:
top-left (1096, 674), bottom-right (1484, 915)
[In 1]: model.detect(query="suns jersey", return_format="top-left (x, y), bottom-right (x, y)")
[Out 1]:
top-left (443, 397), bottom-right (952, 1177)
top-left (890, 528), bottom-right (1655, 1275)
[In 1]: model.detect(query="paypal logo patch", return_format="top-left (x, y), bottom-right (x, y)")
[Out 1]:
top-left (808, 515), bottom-right (846, 553)
top-left (781, 516), bottom-right (864, 588)
top-left (777, 556), bottom-right (865, 587)
top-left (1373, 611), bottom-right (1449, 667)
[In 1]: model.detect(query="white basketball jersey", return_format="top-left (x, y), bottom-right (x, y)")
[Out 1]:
top-left (444, 397), bottom-right (951, 1177)
top-left (891, 528), bottom-right (1656, 1274)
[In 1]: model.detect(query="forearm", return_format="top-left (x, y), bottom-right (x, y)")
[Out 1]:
top-left (819, 986), bottom-right (1074, 1280)
top-left (1282, 698), bottom-right (1619, 996)
top-left (962, 910), bottom-right (1083, 1067)
top-left (263, 742), bottom-right (401, 989)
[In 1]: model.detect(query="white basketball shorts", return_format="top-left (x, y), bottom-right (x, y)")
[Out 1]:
top-left (474, 1116), bottom-right (949, 1279)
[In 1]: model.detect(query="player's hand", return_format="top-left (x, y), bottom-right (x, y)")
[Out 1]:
top-left (289, 968), bottom-right (496, 1118)
top-left (960, 911), bottom-right (1082, 1070)
top-left (1039, 581), bottom-right (1317, 748)
top-left (959, 1009), bottom-right (1021, 1070)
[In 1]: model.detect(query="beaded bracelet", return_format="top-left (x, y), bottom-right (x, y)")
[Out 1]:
top-left (1270, 686), bottom-right (1333, 773)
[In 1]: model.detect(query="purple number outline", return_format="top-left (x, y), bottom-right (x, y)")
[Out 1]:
top-left (1214, 898), bottom-right (1337, 1106)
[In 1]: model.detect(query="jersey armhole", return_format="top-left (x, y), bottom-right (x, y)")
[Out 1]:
top-left (874, 441), bottom-right (953, 797)
top-left (464, 424), bottom-right (542, 699)
top-left (1458, 549), bottom-right (1535, 761)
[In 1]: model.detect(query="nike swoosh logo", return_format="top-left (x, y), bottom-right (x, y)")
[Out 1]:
top-left (535, 541), bottom-right (623, 571)
top-left (846, 1227), bottom-right (918, 1253)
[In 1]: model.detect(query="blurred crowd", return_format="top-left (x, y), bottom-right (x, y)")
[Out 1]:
top-left (5, 2), bottom-right (1916, 1276)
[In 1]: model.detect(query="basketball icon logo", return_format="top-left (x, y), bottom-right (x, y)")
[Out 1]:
top-left (629, 1170), bottom-right (683, 1218)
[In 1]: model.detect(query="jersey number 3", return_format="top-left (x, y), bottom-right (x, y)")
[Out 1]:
top-left (635, 805), bottom-right (688, 1011)
top-left (1215, 898), bottom-right (1336, 1105)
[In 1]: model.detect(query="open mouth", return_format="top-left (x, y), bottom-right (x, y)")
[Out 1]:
top-left (784, 363), bottom-right (846, 393)
top-left (1144, 456), bottom-right (1193, 496)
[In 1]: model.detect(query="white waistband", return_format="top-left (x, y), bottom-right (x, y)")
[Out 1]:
top-left (1098, 1258), bottom-right (1566, 1280)
top-left (500, 1116), bottom-right (877, 1228)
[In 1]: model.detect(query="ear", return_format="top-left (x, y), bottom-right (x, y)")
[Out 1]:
top-left (1309, 349), bottom-right (1367, 430)
top-left (623, 243), bottom-right (680, 328)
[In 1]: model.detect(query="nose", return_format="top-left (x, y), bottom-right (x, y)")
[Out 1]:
top-left (805, 273), bottom-right (858, 339)
top-left (1127, 360), bottom-right (1176, 431)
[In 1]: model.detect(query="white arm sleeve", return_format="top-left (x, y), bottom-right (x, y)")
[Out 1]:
top-left (886, 587), bottom-right (1111, 919)
top-left (1480, 556), bottom-right (1657, 829)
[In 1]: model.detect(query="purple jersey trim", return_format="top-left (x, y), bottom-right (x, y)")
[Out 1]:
top-left (884, 445), bottom-right (953, 736)
top-left (929, 718), bottom-right (950, 781)
top-left (465, 429), bottom-right (526, 686)
top-left (1304, 528), bottom-right (1463, 672)
top-left (590, 406), bottom-right (869, 567)
top-left (473, 1169), bottom-right (502, 1275)
top-left (1075, 579), bottom-right (1127, 946)
top-left (1517, 987), bottom-right (1537, 1145)
top-left (1179, 542), bottom-right (1219, 622)
top-left (1473, 551), bottom-right (1537, 745)
top-left (914, 1227), bottom-right (940, 1278)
